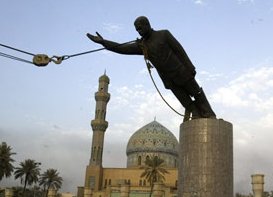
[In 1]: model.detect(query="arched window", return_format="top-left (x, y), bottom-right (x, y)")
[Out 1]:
top-left (92, 147), bottom-right (96, 161)
top-left (146, 155), bottom-right (150, 161)
top-left (139, 180), bottom-right (142, 186)
top-left (104, 179), bottom-right (107, 188)
top-left (138, 156), bottom-right (142, 165)
top-left (97, 147), bottom-right (100, 161)
top-left (101, 110), bottom-right (104, 119)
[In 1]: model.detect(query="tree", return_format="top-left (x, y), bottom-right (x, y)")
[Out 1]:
top-left (39, 168), bottom-right (63, 197)
top-left (14, 159), bottom-right (41, 196)
top-left (140, 155), bottom-right (169, 197)
top-left (10, 186), bottom-right (43, 197)
top-left (0, 142), bottom-right (16, 181)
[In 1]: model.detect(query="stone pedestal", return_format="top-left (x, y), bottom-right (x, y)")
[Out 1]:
top-left (178, 118), bottom-right (233, 197)
top-left (251, 174), bottom-right (264, 197)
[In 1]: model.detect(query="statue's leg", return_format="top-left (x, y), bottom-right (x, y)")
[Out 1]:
top-left (194, 88), bottom-right (216, 118)
top-left (183, 108), bottom-right (191, 122)
top-left (170, 85), bottom-right (201, 122)
top-left (184, 79), bottom-right (216, 119)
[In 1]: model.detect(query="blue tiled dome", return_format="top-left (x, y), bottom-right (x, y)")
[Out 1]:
top-left (126, 120), bottom-right (178, 168)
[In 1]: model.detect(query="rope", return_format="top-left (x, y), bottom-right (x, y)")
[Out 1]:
top-left (146, 61), bottom-right (184, 117)
top-left (0, 43), bottom-right (35, 65)
top-left (0, 43), bottom-right (35, 56)
top-left (0, 51), bottom-right (33, 65)
top-left (63, 40), bottom-right (137, 60)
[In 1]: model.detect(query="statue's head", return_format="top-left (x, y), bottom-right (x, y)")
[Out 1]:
top-left (134, 16), bottom-right (152, 38)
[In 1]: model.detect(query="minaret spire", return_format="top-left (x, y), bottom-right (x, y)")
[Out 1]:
top-left (90, 73), bottom-right (110, 166)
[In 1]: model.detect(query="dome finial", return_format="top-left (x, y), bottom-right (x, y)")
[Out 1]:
top-left (154, 116), bottom-right (156, 121)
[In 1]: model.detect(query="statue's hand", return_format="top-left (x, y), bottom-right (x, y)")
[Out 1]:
top-left (86, 32), bottom-right (104, 45)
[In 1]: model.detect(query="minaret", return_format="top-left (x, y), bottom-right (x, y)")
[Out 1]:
top-left (251, 174), bottom-right (264, 197)
top-left (84, 73), bottom-right (110, 191)
top-left (90, 73), bottom-right (110, 166)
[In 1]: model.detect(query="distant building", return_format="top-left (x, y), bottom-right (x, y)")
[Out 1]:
top-left (77, 74), bottom-right (178, 197)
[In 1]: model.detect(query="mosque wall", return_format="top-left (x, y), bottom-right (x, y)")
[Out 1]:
top-left (101, 168), bottom-right (178, 188)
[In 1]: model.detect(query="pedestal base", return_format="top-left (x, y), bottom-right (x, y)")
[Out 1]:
top-left (178, 118), bottom-right (233, 197)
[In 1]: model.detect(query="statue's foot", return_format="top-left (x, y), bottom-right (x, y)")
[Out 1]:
top-left (200, 111), bottom-right (216, 119)
top-left (183, 109), bottom-right (191, 122)
top-left (183, 102), bottom-right (202, 122)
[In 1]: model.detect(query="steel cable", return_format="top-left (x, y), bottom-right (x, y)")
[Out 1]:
top-left (0, 51), bottom-right (33, 65)
top-left (0, 43), bottom-right (35, 56)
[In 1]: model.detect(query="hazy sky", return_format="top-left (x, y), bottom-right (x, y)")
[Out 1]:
top-left (1, 0), bottom-right (273, 195)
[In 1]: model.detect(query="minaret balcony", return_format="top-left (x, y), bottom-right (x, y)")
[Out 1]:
top-left (95, 92), bottom-right (110, 102)
top-left (91, 119), bottom-right (108, 131)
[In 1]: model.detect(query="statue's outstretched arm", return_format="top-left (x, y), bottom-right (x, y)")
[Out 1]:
top-left (87, 32), bottom-right (105, 45)
top-left (86, 32), bottom-right (142, 55)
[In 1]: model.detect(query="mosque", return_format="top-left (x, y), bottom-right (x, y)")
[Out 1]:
top-left (77, 73), bottom-right (179, 197)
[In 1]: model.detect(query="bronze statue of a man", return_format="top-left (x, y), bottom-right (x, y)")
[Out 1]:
top-left (87, 16), bottom-right (216, 121)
